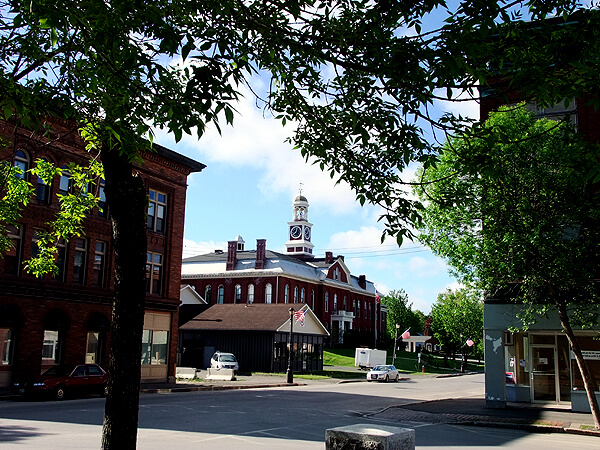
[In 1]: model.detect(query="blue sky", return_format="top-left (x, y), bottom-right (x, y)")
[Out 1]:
top-left (153, 80), bottom-right (480, 314)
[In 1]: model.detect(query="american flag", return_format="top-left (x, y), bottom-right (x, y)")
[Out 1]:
top-left (401, 328), bottom-right (411, 340)
top-left (466, 338), bottom-right (475, 347)
top-left (294, 310), bottom-right (306, 326)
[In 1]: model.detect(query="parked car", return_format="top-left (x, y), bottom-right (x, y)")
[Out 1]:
top-left (210, 352), bottom-right (239, 373)
top-left (366, 365), bottom-right (399, 382)
top-left (12, 364), bottom-right (109, 400)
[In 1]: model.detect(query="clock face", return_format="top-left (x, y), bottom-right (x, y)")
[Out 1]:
top-left (290, 225), bottom-right (302, 239)
top-left (304, 226), bottom-right (311, 241)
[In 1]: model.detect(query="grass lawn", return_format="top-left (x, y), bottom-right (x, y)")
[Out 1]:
top-left (324, 347), bottom-right (484, 375)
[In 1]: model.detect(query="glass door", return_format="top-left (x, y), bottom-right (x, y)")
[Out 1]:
top-left (531, 345), bottom-right (556, 402)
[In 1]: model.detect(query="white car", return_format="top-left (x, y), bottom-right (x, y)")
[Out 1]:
top-left (210, 352), bottom-right (239, 373)
top-left (366, 365), bottom-right (399, 382)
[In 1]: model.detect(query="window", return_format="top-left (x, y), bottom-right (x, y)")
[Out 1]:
top-left (234, 284), bottom-right (242, 303)
top-left (4, 224), bottom-right (22, 276)
top-left (217, 285), bottom-right (224, 303)
top-left (141, 330), bottom-right (169, 365)
top-left (35, 158), bottom-right (51, 203)
top-left (247, 284), bottom-right (255, 303)
top-left (311, 290), bottom-right (315, 309)
top-left (93, 241), bottom-right (107, 287)
top-left (343, 296), bottom-right (347, 311)
top-left (0, 329), bottom-right (13, 365)
top-left (357, 301), bottom-right (361, 318)
top-left (146, 252), bottom-right (163, 294)
top-left (325, 292), bottom-right (329, 312)
top-left (13, 150), bottom-right (29, 180)
top-left (53, 238), bottom-right (68, 282)
top-left (284, 284), bottom-right (289, 303)
top-left (86, 331), bottom-right (101, 364)
top-left (334, 294), bottom-right (338, 314)
top-left (333, 267), bottom-right (341, 280)
top-left (73, 238), bottom-right (88, 284)
top-left (147, 189), bottom-right (167, 233)
top-left (58, 165), bottom-right (72, 196)
top-left (98, 178), bottom-right (107, 217)
top-left (294, 286), bottom-right (299, 303)
top-left (31, 228), bottom-right (44, 260)
top-left (301, 288), bottom-right (305, 304)
top-left (265, 283), bottom-right (273, 304)
top-left (368, 302), bottom-right (372, 319)
top-left (42, 330), bottom-right (60, 361)
top-left (205, 285), bottom-right (212, 303)
top-left (353, 299), bottom-right (356, 315)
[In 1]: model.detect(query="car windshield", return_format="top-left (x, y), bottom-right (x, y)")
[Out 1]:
top-left (220, 355), bottom-right (236, 362)
top-left (372, 366), bottom-right (386, 371)
top-left (42, 365), bottom-right (75, 377)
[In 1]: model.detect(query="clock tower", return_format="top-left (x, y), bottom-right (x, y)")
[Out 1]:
top-left (285, 193), bottom-right (314, 259)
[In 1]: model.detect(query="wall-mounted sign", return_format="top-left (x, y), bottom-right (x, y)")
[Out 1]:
top-left (571, 350), bottom-right (600, 360)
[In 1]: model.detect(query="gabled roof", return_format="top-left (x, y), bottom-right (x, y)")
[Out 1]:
top-left (180, 303), bottom-right (328, 336)
top-left (180, 284), bottom-right (207, 305)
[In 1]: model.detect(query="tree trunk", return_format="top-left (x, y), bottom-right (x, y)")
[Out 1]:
top-left (556, 301), bottom-right (600, 429)
top-left (101, 143), bottom-right (148, 449)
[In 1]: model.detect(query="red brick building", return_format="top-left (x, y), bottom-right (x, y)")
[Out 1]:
top-left (0, 118), bottom-right (204, 386)
top-left (180, 194), bottom-right (386, 357)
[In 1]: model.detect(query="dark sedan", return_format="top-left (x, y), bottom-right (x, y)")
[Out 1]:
top-left (13, 364), bottom-right (108, 400)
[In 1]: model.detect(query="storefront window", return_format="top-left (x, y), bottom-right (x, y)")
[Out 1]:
top-left (141, 329), bottom-right (169, 365)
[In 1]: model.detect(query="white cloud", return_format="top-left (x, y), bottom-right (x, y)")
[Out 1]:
top-left (183, 238), bottom-right (227, 258)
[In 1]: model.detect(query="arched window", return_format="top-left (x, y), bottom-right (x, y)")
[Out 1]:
top-left (333, 294), bottom-right (338, 314)
top-left (293, 286), bottom-right (299, 303)
top-left (357, 300), bottom-right (361, 318)
top-left (301, 288), bottom-right (305, 304)
top-left (311, 290), bottom-right (315, 309)
top-left (217, 285), bottom-right (224, 304)
top-left (234, 284), bottom-right (242, 303)
top-left (284, 284), bottom-right (289, 304)
top-left (35, 158), bottom-right (51, 203)
top-left (247, 284), bottom-right (255, 303)
top-left (265, 283), bottom-right (273, 304)
top-left (325, 292), bottom-right (329, 312)
top-left (13, 150), bottom-right (30, 180)
top-left (205, 285), bottom-right (212, 303)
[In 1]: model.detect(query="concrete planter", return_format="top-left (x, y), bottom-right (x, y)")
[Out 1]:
top-left (571, 390), bottom-right (600, 413)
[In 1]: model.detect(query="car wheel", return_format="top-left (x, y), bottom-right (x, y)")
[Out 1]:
top-left (384, 375), bottom-right (389, 383)
top-left (395, 374), bottom-right (399, 382)
top-left (54, 385), bottom-right (66, 401)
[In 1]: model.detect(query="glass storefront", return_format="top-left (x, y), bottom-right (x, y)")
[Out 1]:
top-left (505, 332), bottom-right (600, 404)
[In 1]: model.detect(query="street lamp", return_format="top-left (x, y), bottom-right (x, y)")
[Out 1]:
top-left (392, 323), bottom-right (399, 367)
top-left (287, 307), bottom-right (294, 384)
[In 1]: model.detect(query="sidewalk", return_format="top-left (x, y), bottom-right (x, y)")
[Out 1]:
top-left (372, 395), bottom-right (600, 437)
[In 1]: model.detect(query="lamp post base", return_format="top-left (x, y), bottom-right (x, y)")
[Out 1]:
top-left (286, 368), bottom-right (294, 384)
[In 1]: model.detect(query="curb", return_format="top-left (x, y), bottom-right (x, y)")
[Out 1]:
top-left (140, 382), bottom-right (303, 394)
top-left (459, 420), bottom-right (600, 437)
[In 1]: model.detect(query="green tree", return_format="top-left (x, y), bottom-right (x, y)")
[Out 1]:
top-left (2, 2), bottom-right (600, 446)
top-left (416, 105), bottom-right (600, 427)
top-left (430, 288), bottom-right (484, 359)
top-left (381, 289), bottom-right (425, 338)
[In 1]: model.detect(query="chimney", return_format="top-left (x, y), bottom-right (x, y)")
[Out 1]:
top-left (358, 275), bottom-right (366, 289)
top-left (325, 251), bottom-right (333, 264)
top-left (226, 241), bottom-right (237, 271)
top-left (255, 239), bottom-right (266, 270)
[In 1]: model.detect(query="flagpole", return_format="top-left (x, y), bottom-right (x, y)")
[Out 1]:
top-left (287, 307), bottom-right (294, 384)
top-left (393, 324), bottom-right (399, 367)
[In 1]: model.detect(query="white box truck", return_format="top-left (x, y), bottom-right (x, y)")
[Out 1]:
top-left (355, 348), bottom-right (387, 369)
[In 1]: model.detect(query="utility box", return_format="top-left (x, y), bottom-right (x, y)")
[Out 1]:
top-left (355, 348), bottom-right (387, 369)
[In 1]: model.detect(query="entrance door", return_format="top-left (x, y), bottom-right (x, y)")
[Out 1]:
top-left (531, 346), bottom-right (556, 402)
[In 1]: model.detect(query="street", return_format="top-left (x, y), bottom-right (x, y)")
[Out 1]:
top-left (1, 373), bottom-right (598, 448)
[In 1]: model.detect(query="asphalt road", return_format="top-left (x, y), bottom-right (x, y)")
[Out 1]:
top-left (1, 374), bottom-right (598, 449)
